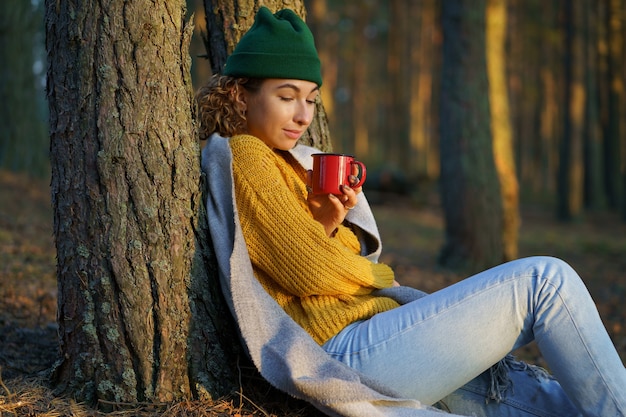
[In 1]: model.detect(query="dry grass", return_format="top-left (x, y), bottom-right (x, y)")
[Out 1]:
top-left (0, 372), bottom-right (302, 416)
top-left (0, 365), bottom-right (316, 416)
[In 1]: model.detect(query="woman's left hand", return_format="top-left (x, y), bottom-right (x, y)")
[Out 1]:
top-left (307, 177), bottom-right (361, 237)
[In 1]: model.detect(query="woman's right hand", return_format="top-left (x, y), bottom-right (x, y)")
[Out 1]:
top-left (307, 184), bottom-right (360, 237)
top-left (307, 168), bottom-right (361, 237)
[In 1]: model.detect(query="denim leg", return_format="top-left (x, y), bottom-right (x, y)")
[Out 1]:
top-left (322, 256), bottom-right (626, 417)
top-left (438, 363), bottom-right (582, 417)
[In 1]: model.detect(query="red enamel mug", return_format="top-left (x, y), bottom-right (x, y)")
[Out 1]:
top-left (310, 153), bottom-right (367, 195)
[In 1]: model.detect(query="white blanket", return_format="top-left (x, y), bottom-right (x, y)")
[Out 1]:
top-left (201, 133), bottom-right (458, 416)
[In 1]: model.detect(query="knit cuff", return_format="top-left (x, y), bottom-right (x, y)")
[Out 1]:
top-left (370, 263), bottom-right (395, 289)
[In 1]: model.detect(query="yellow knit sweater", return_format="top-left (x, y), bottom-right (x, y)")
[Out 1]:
top-left (230, 134), bottom-right (400, 345)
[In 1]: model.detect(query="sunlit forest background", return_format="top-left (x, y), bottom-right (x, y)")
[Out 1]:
top-left (2, 0), bottom-right (625, 219)
top-left (192, 0), bottom-right (625, 219)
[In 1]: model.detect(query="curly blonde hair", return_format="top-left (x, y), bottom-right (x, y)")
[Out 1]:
top-left (195, 74), bottom-right (263, 140)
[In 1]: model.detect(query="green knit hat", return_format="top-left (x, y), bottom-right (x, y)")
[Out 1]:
top-left (223, 7), bottom-right (322, 86)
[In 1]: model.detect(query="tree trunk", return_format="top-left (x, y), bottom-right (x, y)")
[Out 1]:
top-left (537, 0), bottom-right (561, 199)
top-left (558, 0), bottom-right (586, 221)
top-left (439, 0), bottom-right (504, 272)
top-left (203, 0), bottom-right (332, 151)
top-left (602, 0), bottom-right (624, 214)
top-left (486, 0), bottom-right (519, 261)
top-left (352, 1), bottom-right (372, 157)
top-left (46, 0), bottom-right (239, 405)
top-left (386, 0), bottom-right (410, 172)
top-left (409, 0), bottom-right (439, 181)
top-left (583, 0), bottom-right (606, 210)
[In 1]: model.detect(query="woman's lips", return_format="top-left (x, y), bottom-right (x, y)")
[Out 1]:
top-left (284, 129), bottom-right (302, 139)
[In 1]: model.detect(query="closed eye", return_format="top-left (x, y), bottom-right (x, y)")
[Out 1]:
top-left (306, 94), bottom-right (319, 105)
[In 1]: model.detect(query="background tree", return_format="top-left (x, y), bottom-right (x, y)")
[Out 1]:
top-left (408, 0), bottom-right (439, 182)
top-left (583, 0), bottom-right (605, 211)
top-left (385, 0), bottom-right (410, 170)
top-left (558, 0), bottom-right (586, 221)
top-left (486, 0), bottom-right (520, 261)
top-left (438, 0), bottom-right (504, 272)
top-left (602, 0), bottom-right (624, 216)
top-left (0, 0), bottom-right (48, 177)
top-left (351, 1), bottom-right (375, 158)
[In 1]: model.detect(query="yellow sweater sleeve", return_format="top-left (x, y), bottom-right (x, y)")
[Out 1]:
top-left (230, 135), bottom-right (395, 297)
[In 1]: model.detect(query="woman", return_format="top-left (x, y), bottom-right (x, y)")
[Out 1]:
top-left (197, 7), bottom-right (626, 417)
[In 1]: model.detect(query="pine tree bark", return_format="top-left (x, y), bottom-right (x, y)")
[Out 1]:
top-left (438, 0), bottom-right (504, 272)
top-left (46, 0), bottom-right (238, 405)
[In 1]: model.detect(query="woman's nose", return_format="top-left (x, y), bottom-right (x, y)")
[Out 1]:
top-left (294, 102), bottom-right (313, 126)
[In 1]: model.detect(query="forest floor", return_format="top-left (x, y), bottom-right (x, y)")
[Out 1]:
top-left (1, 169), bottom-right (625, 416)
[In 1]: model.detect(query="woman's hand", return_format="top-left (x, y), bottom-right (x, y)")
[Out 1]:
top-left (307, 172), bottom-right (361, 237)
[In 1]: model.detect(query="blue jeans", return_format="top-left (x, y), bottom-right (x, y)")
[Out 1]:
top-left (322, 256), bottom-right (626, 416)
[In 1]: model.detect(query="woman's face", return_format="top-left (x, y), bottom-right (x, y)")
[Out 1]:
top-left (240, 79), bottom-right (319, 151)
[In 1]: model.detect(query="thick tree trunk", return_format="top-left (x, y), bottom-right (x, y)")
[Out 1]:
top-left (46, 0), bottom-right (238, 405)
top-left (202, 0), bottom-right (332, 151)
top-left (438, 0), bottom-right (504, 272)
